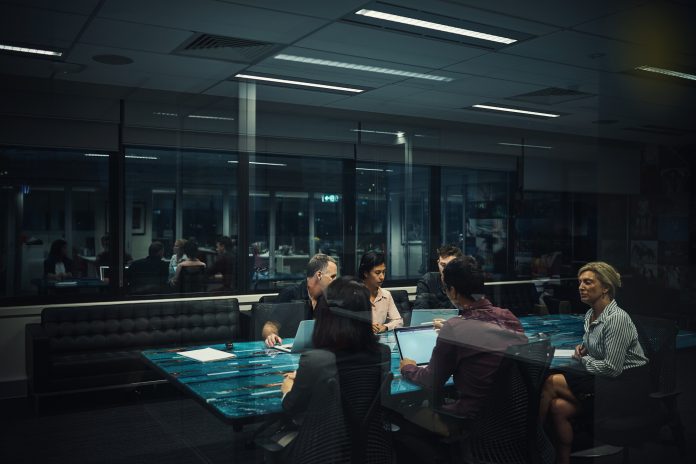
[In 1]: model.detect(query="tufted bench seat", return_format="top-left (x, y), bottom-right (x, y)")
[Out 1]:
top-left (26, 298), bottom-right (240, 408)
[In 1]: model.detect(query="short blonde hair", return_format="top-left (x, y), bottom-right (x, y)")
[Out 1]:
top-left (578, 261), bottom-right (622, 299)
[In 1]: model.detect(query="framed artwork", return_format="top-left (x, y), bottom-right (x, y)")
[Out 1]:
top-left (132, 202), bottom-right (146, 235)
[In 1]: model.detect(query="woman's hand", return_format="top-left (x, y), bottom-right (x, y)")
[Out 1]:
top-left (281, 371), bottom-right (296, 395)
top-left (372, 323), bottom-right (387, 334)
top-left (573, 344), bottom-right (587, 360)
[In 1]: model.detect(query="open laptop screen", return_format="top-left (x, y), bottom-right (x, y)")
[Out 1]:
top-left (394, 326), bottom-right (439, 365)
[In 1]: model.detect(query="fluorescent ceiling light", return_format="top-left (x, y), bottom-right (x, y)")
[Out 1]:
top-left (472, 104), bottom-right (560, 118)
top-left (274, 54), bottom-right (452, 82)
top-left (84, 153), bottom-right (109, 158)
top-left (356, 167), bottom-right (394, 172)
top-left (235, 73), bottom-right (363, 93)
top-left (126, 155), bottom-right (158, 160)
top-left (351, 129), bottom-right (404, 136)
top-left (188, 114), bottom-right (235, 121)
top-left (498, 142), bottom-right (552, 149)
top-left (153, 111), bottom-right (178, 117)
top-left (355, 9), bottom-right (516, 45)
top-left (0, 43), bottom-right (62, 56)
top-left (227, 160), bottom-right (288, 167)
top-left (635, 65), bottom-right (696, 82)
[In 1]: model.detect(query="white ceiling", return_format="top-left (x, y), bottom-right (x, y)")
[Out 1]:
top-left (1, 0), bottom-right (695, 143)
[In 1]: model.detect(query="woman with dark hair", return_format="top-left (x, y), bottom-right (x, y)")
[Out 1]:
top-left (358, 251), bottom-right (403, 333)
top-left (169, 239), bottom-right (205, 287)
top-left (44, 239), bottom-right (74, 281)
top-left (280, 277), bottom-right (391, 463)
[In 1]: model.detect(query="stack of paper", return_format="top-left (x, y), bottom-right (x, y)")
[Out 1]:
top-left (178, 347), bottom-right (236, 362)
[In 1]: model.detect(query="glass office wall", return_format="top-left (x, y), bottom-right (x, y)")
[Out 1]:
top-left (442, 168), bottom-right (511, 278)
top-left (124, 147), bottom-right (238, 295)
top-left (0, 147), bottom-right (109, 299)
top-left (248, 155), bottom-right (343, 291)
top-left (356, 162), bottom-right (430, 280)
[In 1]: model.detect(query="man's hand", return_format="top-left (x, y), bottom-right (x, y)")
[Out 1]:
top-left (573, 344), bottom-right (587, 360)
top-left (372, 323), bottom-right (387, 334)
top-left (399, 358), bottom-right (417, 371)
top-left (265, 333), bottom-right (283, 347)
top-left (281, 371), bottom-right (296, 395)
top-left (432, 318), bottom-right (445, 330)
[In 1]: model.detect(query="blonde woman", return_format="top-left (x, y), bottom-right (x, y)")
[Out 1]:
top-left (539, 262), bottom-right (649, 464)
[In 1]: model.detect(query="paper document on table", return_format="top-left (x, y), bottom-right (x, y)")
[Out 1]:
top-left (179, 347), bottom-right (236, 362)
top-left (555, 349), bottom-right (575, 358)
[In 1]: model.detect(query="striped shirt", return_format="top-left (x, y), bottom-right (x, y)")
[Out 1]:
top-left (581, 299), bottom-right (648, 377)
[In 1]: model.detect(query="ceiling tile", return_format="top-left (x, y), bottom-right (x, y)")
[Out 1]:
top-left (0, 3), bottom-right (87, 50)
top-left (80, 18), bottom-right (193, 54)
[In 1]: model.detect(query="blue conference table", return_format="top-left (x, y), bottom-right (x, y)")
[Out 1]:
top-left (141, 314), bottom-right (696, 430)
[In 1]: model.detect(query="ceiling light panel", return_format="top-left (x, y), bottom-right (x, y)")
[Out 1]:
top-left (635, 66), bottom-right (696, 82)
top-left (0, 43), bottom-right (62, 57)
top-left (470, 104), bottom-right (562, 118)
top-left (348, 2), bottom-right (531, 49)
top-left (235, 73), bottom-right (365, 93)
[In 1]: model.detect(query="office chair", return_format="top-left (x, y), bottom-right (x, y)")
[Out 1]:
top-left (177, 266), bottom-right (207, 293)
top-left (590, 315), bottom-right (686, 463)
top-left (440, 339), bottom-right (556, 464)
top-left (390, 289), bottom-right (413, 326)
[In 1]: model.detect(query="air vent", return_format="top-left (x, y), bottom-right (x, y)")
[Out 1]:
top-left (508, 87), bottom-right (595, 105)
top-left (174, 33), bottom-right (279, 64)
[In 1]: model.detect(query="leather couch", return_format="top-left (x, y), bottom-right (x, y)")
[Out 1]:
top-left (26, 297), bottom-right (240, 408)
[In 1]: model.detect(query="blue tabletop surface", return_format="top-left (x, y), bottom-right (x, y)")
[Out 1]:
top-left (142, 314), bottom-right (695, 422)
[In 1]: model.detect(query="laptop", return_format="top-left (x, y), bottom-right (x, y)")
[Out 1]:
top-left (394, 326), bottom-right (439, 366)
top-left (409, 309), bottom-right (459, 327)
top-left (272, 319), bottom-right (315, 353)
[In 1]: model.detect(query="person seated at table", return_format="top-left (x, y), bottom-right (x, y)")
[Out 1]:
top-left (169, 240), bottom-right (206, 288)
top-left (398, 256), bottom-right (527, 439)
top-left (280, 277), bottom-right (391, 463)
top-left (207, 235), bottom-right (236, 291)
top-left (539, 261), bottom-right (649, 464)
top-left (44, 239), bottom-right (74, 281)
top-left (414, 244), bottom-right (462, 310)
top-left (126, 241), bottom-right (169, 294)
top-left (358, 251), bottom-right (402, 333)
top-left (168, 238), bottom-right (188, 280)
top-left (95, 235), bottom-right (133, 268)
top-left (263, 253), bottom-right (338, 347)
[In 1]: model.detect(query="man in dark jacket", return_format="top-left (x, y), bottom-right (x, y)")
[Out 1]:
top-left (414, 244), bottom-right (462, 309)
top-left (126, 241), bottom-right (169, 294)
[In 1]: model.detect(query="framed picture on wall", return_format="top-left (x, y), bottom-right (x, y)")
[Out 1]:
top-left (132, 202), bottom-right (146, 235)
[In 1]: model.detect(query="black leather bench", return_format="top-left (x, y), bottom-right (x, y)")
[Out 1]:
top-left (26, 298), bottom-right (240, 409)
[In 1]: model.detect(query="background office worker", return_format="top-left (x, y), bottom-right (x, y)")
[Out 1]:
top-left (539, 261), bottom-right (649, 464)
top-left (126, 241), bottom-right (169, 294)
top-left (414, 244), bottom-right (462, 309)
top-left (263, 253), bottom-right (338, 347)
top-left (44, 239), bottom-right (74, 281)
top-left (399, 256), bottom-right (527, 438)
top-left (358, 251), bottom-right (402, 333)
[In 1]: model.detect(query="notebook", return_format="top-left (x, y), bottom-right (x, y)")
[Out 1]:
top-left (409, 309), bottom-right (459, 327)
top-left (272, 319), bottom-right (315, 353)
top-left (394, 326), bottom-right (439, 366)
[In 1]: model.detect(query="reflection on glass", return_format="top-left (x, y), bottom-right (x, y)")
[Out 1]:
top-left (249, 155), bottom-right (343, 290)
top-left (356, 163), bottom-right (430, 279)
top-left (0, 147), bottom-right (109, 297)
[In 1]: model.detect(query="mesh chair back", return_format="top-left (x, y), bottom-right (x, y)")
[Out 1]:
top-left (251, 302), bottom-right (307, 340)
top-left (630, 315), bottom-right (678, 394)
top-left (259, 294), bottom-right (278, 303)
top-left (488, 283), bottom-right (539, 316)
top-left (390, 289), bottom-right (412, 326)
top-left (463, 339), bottom-right (555, 464)
top-left (178, 266), bottom-right (207, 293)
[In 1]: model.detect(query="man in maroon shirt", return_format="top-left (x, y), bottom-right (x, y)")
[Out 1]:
top-left (399, 256), bottom-right (527, 436)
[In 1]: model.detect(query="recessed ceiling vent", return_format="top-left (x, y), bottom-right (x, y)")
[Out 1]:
top-left (508, 87), bottom-right (595, 105)
top-left (174, 33), bottom-right (279, 63)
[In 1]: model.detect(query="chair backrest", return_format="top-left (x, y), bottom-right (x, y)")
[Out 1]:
top-left (630, 315), bottom-right (678, 394)
top-left (390, 289), bottom-right (412, 326)
top-left (251, 302), bottom-right (307, 340)
top-left (488, 283), bottom-right (539, 316)
top-left (259, 294), bottom-right (278, 303)
top-left (462, 339), bottom-right (555, 464)
top-left (178, 265), bottom-right (207, 293)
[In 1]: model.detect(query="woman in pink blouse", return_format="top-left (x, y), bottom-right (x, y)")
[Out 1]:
top-left (359, 251), bottom-right (403, 333)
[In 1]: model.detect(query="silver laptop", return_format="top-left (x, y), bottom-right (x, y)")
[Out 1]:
top-left (409, 309), bottom-right (459, 327)
top-left (99, 266), bottom-right (109, 281)
top-left (394, 326), bottom-right (439, 366)
top-left (272, 319), bottom-right (315, 353)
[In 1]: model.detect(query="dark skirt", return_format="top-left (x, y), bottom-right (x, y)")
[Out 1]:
top-left (553, 364), bottom-right (651, 419)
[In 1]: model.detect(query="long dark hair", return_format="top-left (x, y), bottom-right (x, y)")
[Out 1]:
top-left (48, 239), bottom-right (67, 259)
top-left (312, 277), bottom-right (379, 352)
top-left (358, 251), bottom-right (385, 281)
